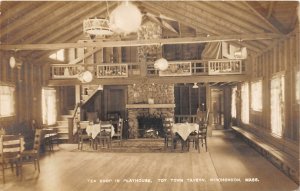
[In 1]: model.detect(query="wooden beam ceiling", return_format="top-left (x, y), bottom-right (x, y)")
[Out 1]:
top-left (244, 1), bottom-right (287, 34)
top-left (2, 2), bottom-right (85, 43)
top-left (0, 2), bottom-right (62, 40)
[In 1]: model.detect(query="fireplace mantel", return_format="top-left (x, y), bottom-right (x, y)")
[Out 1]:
top-left (126, 104), bottom-right (175, 109)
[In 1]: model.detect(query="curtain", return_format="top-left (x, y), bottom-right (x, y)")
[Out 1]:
top-left (231, 86), bottom-right (237, 118)
top-left (251, 81), bottom-right (262, 111)
top-left (241, 83), bottom-right (249, 124)
top-left (0, 85), bottom-right (15, 117)
top-left (42, 88), bottom-right (57, 125)
top-left (271, 76), bottom-right (285, 136)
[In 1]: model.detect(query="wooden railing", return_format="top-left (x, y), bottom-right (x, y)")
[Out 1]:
top-left (96, 63), bottom-right (128, 78)
top-left (51, 64), bottom-right (82, 79)
top-left (68, 102), bottom-right (80, 143)
top-left (208, 59), bottom-right (243, 75)
top-left (50, 59), bottom-right (245, 79)
top-left (174, 115), bottom-right (197, 123)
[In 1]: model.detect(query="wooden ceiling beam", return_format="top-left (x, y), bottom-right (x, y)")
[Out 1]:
top-left (0, 2), bottom-right (42, 27)
top-left (165, 2), bottom-right (241, 34)
top-left (204, 1), bottom-right (277, 33)
top-left (244, 1), bottom-right (287, 34)
top-left (144, 2), bottom-right (268, 53)
top-left (2, 2), bottom-right (86, 44)
top-left (0, 2), bottom-right (62, 40)
top-left (189, 1), bottom-right (265, 34)
top-left (267, 2), bottom-right (275, 19)
top-left (142, 2), bottom-right (216, 35)
top-left (48, 75), bottom-right (249, 86)
top-left (0, 33), bottom-right (283, 51)
top-left (22, 2), bottom-right (113, 44)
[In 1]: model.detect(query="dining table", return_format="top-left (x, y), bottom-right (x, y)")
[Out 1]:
top-left (172, 123), bottom-right (199, 141)
top-left (86, 123), bottom-right (115, 139)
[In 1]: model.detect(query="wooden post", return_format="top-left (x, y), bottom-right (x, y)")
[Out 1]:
top-left (67, 117), bottom-right (74, 143)
top-left (206, 83), bottom-right (212, 136)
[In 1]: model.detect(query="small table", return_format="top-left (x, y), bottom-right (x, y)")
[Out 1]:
top-left (86, 124), bottom-right (115, 139)
top-left (172, 123), bottom-right (199, 141)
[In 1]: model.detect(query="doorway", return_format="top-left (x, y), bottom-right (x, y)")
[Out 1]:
top-left (211, 88), bottom-right (224, 129)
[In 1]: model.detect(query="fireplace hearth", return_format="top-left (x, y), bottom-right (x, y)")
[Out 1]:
top-left (137, 115), bottom-right (164, 138)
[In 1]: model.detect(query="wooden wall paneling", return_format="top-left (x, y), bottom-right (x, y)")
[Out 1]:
top-left (25, 62), bottom-right (30, 121)
top-left (284, 38), bottom-right (292, 139)
top-left (2, 58), bottom-right (7, 81)
top-left (273, 44), bottom-right (278, 74)
top-left (262, 52), bottom-right (267, 129)
top-left (188, 86), bottom-right (192, 115)
top-left (223, 86), bottom-right (231, 129)
top-left (279, 42), bottom-right (285, 71)
top-left (42, 64), bottom-right (48, 86)
top-left (86, 47), bottom-right (94, 64)
top-left (263, 52), bottom-right (269, 129)
top-left (290, 34), bottom-right (298, 141)
top-left (94, 48), bottom-right (103, 64)
top-left (68, 48), bottom-right (76, 61)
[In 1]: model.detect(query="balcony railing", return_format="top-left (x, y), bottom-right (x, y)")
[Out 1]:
top-left (51, 64), bottom-right (83, 79)
top-left (96, 64), bottom-right (128, 78)
top-left (50, 59), bottom-right (245, 80)
top-left (208, 59), bottom-right (243, 75)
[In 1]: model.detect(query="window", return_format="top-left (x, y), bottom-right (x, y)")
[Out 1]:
top-left (42, 88), bottom-right (57, 125)
top-left (49, 49), bottom-right (65, 62)
top-left (241, 82), bottom-right (249, 124)
top-left (231, 86), bottom-right (237, 118)
top-left (0, 85), bottom-right (15, 117)
top-left (251, 80), bottom-right (262, 111)
top-left (271, 75), bottom-right (285, 137)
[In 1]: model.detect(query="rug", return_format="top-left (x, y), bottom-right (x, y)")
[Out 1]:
top-left (72, 138), bottom-right (194, 153)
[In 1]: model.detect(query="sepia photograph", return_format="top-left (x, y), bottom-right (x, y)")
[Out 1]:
top-left (0, 0), bottom-right (299, 190)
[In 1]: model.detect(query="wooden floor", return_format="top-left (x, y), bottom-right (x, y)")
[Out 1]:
top-left (0, 129), bottom-right (298, 191)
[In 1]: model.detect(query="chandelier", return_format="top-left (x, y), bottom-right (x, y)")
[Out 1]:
top-left (109, 2), bottom-right (142, 34)
top-left (83, 18), bottom-right (113, 36)
top-left (78, 70), bottom-right (93, 83)
top-left (154, 58), bottom-right (169, 71)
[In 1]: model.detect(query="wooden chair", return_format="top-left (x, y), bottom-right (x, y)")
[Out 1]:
top-left (96, 121), bottom-right (112, 149)
top-left (43, 128), bottom-right (58, 151)
top-left (193, 110), bottom-right (209, 153)
top-left (196, 124), bottom-right (208, 152)
top-left (77, 121), bottom-right (92, 150)
top-left (163, 118), bottom-right (174, 151)
top-left (0, 135), bottom-right (23, 183)
top-left (113, 118), bottom-right (123, 146)
top-left (21, 129), bottom-right (42, 172)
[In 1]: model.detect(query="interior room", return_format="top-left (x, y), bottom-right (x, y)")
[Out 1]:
top-left (0, 1), bottom-right (299, 191)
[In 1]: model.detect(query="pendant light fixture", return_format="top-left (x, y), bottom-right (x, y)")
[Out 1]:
top-left (109, 1), bottom-right (142, 34)
top-left (78, 48), bottom-right (93, 83)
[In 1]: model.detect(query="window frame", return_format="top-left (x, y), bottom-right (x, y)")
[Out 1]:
top-left (250, 79), bottom-right (263, 112)
top-left (0, 82), bottom-right (16, 118)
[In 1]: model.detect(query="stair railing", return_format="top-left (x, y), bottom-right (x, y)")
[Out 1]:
top-left (68, 102), bottom-right (80, 143)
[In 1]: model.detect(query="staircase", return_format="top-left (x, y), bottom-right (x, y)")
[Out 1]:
top-left (54, 85), bottom-right (100, 144)
top-left (55, 109), bottom-right (74, 143)
top-left (81, 85), bottom-right (101, 104)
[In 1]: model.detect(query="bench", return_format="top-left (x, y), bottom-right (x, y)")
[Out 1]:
top-left (232, 126), bottom-right (299, 185)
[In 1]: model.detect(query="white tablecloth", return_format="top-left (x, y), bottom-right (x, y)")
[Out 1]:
top-left (172, 123), bottom-right (199, 141)
top-left (86, 124), bottom-right (115, 139)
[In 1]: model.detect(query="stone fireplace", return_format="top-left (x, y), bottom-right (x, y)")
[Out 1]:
top-left (127, 83), bottom-right (175, 138)
top-left (125, 21), bottom-right (174, 138)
